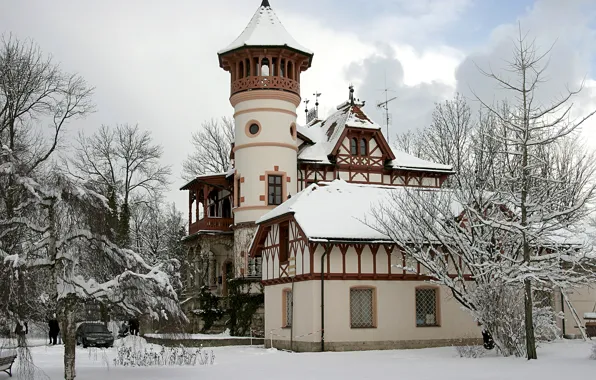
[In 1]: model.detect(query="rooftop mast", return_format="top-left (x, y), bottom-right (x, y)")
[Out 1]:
top-left (376, 72), bottom-right (397, 144)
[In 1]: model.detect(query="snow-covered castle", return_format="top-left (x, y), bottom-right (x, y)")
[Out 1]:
top-left (180, 0), bottom-right (596, 350)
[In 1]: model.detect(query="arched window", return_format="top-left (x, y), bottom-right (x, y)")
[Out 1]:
top-left (360, 139), bottom-right (367, 156)
top-left (238, 61), bottom-right (244, 79)
top-left (280, 59), bottom-right (285, 77)
top-left (350, 138), bottom-right (358, 155)
top-left (245, 59), bottom-right (251, 77)
top-left (261, 58), bottom-right (270, 76)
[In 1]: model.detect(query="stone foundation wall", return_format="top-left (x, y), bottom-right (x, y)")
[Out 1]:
top-left (266, 338), bottom-right (483, 352)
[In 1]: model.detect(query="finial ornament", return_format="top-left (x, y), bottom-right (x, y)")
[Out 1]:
top-left (261, 0), bottom-right (271, 7)
top-left (349, 84), bottom-right (355, 105)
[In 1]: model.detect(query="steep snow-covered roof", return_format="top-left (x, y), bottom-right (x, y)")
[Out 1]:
top-left (218, 1), bottom-right (313, 56)
top-left (297, 102), bottom-right (383, 164)
top-left (257, 180), bottom-right (461, 242)
top-left (297, 101), bottom-right (453, 173)
top-left (389, 150), bottom-right (453, 173)
top-left (256, 181), bottom-right (596, 252)
top-left (257, 180), bottom-right (392, 241)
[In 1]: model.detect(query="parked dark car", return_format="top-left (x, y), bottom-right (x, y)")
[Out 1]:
top-left (76, 322), bottom-right (114, 348)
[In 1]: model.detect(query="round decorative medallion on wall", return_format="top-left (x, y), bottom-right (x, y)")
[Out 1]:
top-left (245, 120), bottom-right (262, 138)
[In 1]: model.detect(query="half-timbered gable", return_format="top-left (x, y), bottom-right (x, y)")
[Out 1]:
top-left (296, 98), bottom-right (454, 190)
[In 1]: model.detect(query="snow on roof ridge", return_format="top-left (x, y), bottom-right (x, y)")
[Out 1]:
top-left (389, 149), bottom-right (453, 172)
top-left (218, 2), bottom-right (313, 55)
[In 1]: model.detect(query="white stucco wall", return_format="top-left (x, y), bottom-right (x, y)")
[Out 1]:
top-left (265, 280), bottom-right (480, 346)
top-left (233, 95), bottom-right (298, 224)
top-left (554, 286), bottom-right (596, 337)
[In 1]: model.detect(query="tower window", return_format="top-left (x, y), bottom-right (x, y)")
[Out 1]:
top-left (268, 175), bottom-right (283, 205)
top-left (261, 58), bottom-right (270, 76)
top-left (288, 61), bottom-right (294, 80)
top-left (290, 123), bottom-right (296, 139)
top-left (245, 120), bottom-right (261, 137)
top-left (360, 138), bottom-right (367, 156)
top-left (350, 138), bottom-right (358, 155)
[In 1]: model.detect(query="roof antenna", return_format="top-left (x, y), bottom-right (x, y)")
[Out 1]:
top-left (376, 71), bottom-right (397, 144)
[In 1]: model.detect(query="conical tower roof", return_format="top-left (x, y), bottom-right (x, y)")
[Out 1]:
top-left (218, 1), bottom-right (313, 57)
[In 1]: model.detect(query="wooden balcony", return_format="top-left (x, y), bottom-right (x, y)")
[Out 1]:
top-left (189, 217), bottom-right (234, 235)
top-left (231, 75), bottom-right (300, 96)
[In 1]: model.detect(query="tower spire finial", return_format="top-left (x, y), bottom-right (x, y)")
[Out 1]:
top-left (261, 0), bottom-right (271, 7)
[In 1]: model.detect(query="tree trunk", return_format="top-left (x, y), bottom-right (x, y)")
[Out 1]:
top-left (61, 300), bottom-right (77, 380)
top-left (524, 278), bottom-right (537, 359)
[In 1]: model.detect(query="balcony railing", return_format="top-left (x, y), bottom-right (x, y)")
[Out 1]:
top-left (231, 76), bottom-right (300, 96)
top-left (189, 217), bottom-right (234, 235)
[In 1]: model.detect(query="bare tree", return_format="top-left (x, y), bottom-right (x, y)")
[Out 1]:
top-left (182, 117), bottom-right (234, 181)
top-left (69, 124), bottom-right (171, 245)
top-left (0, 34), bottom-right (181, 380)
top-left (422, 93), bottom-right (473, 177)
top-left (130, 195), bottom-right (185, 266)
top-left (394, 128), bottom-right (424, 158)
top-left (0, 35), bottom-right (94, 268)
top-left (1, 160), bottom-right (183, 380)
top-left (473, 28), bottom-right (596, 359)
top-left (374, 30), bottom-right (596, 359)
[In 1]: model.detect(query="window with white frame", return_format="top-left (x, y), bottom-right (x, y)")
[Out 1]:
top-left (416, 288), bottom-right (438, 327)
top-left (284, 289), bottom-right (293, 328)
top-left (350, 288), bottom-right (374, 328)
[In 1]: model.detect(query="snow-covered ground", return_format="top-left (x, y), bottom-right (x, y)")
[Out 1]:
top-left (6, 338), bottom-right (595, 380)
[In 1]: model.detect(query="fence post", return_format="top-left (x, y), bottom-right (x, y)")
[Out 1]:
top-left (269, 329), bottom-right (275, 349)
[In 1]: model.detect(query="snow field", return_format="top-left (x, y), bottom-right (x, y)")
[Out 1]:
top-left (7, 339), bottom-right (595, 380)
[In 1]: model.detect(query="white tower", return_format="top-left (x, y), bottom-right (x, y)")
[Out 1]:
top-left (218, 0), bottom-right (313, 226)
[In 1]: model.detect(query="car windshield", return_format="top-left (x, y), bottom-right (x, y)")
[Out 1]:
top-left (86, 325), bottom-right (108, 333)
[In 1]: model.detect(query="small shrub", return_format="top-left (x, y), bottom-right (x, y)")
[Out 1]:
top-left (455, 344), bottom-right (486, 358)
top-left (195, 286), bottom-right (224, 332)
top-left (113, 345), bottom-right (215, 367)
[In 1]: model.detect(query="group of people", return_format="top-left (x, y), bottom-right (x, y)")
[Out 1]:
top-left (11, 314), bottom-right (140, 344)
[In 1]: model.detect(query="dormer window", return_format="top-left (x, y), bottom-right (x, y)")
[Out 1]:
top-left (350, 138), bottom-right (358, 155)
top-left (360, 138), bottom-right (368, 156)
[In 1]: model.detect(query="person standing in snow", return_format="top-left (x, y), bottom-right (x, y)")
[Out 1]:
top-left (48, 315), bottom-right (60, 345)
top-left (14, 320), bottom-right (28, 347)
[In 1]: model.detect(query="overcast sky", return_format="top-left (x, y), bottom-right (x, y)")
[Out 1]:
top-left (2, 0), bottom-right (596, 214)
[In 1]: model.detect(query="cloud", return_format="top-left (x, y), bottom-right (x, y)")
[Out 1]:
top-left (455, 0), bottom-right (596, 146)
top-left (3, 0), bottom-right (596, 215)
